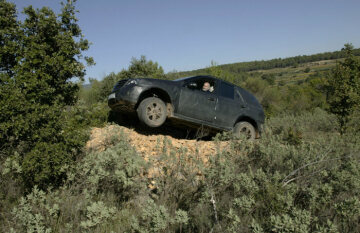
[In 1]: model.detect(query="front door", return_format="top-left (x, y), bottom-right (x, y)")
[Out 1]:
top-left (177, 78), bottom-right (217, 122)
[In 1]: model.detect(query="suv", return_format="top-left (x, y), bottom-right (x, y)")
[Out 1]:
top-left (108, 75), bottom-right (265, 139)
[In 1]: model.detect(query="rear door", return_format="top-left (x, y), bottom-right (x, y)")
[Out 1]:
top-left (215, 81), bottom-right (246, 128)
top-left (177, 77), bottom-right (218, 122)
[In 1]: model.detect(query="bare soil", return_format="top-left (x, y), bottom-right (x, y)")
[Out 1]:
top-left (85, 123), bottom-right (230, 163)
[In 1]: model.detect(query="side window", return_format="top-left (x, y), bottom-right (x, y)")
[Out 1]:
top-left (220, 82), bottom-right (234, 99)
top-left (186, 79), bottom-right (216, 93)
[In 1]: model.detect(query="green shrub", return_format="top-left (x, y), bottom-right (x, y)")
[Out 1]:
top-left (65, 100), bottom-right (109, 128)
top-left (131, 199), bottom-right (187, 233)
top-left (68, 131), bottom-right (147, 202)
top-left (2, 106), bottom-right (89, 190)
top-left (326, 44), bottom-right (360, 133)
top-left (80, 201), bottom-right (116, 230)
top-left (267, 107), bottom-right (339, 136)
top-left (11, 186), bottom-right (59, 233)
top-left (284, 127), bottom-right (303, 146)
top-left (345, 107), bottom-right (360, 136)
top-left (0, 0), bottom-right (93, 191)
top-left (3, 109), bottom-right (360, 233)
top-left (21, 142), bottom-right (76, 189)
top-left (172, 110), bottom-right (359, 232)
top-left (6, 132), bottom-right (147, 232)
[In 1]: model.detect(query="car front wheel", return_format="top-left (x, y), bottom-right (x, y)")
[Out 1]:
top-left (233, 121), bottom-right (256, 140)
top-left (137, 97), bottom-right (167, 127)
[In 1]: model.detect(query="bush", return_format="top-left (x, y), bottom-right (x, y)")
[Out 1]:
top-left (194, 127), bottom-right (360, 232)
top-left (267, 107), bottom-right (339, 135)
top-left (65, 100), bottom-right (109, 128)
top-left (3, 110), bottom-right (360, 232)
top-left (326, 44), bottom-right (360, 133)
top-left (2, 106), bottom-right (90, 190)
top-left (69, 132), bottom-right (147, 202)
top-left (11, 186), bottom-right (59, 233)
top-left (80, 201), bottom-right (116, 230)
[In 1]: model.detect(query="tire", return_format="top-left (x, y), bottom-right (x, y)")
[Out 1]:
top-left (233, 121), bottom-right (256, 140)
top-left (137, 97), bottom-right (167, 127)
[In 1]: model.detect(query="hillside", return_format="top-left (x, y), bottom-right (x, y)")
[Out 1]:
top-left (165, 49), bottom-right (360, 89)
top-left (250, 58), bottom-right (338, 85)
top-left (175, 48), bottom-right (360, 76)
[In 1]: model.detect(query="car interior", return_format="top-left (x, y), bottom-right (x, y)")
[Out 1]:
top-left (186, 79), bottom-right (216, 93)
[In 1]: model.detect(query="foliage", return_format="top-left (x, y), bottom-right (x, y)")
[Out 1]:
top-left (283, 127), bottom-right (303, 146)
top-left (261, 73), bottom-right (276, 85)
top-left (69, 131), bottom-right (147, 202)
top-left (131, 199), bottom-right (189, 233)
top-left (66, 100), bottom-right (109, 128)
top-left (80, 201), bottom-right (116, 230)
top-left (0, 0), bottom-right (92, 189)
top-left (268, 107), bottom-right (339, 134)
top-left (345, 107), bottom-right (360, 135)
top-left (11, 186), bottom-right (58, 233)
top-left (326, 43), bottom-right (360, 133)
top-left (124, 55), bottom-right (166, 79)
top-left (195, 114), bottom-right (359, 232)
top-left (2, 110), bottom-right (360, 232)
top-left (82, 55), bottom-right (166, 104)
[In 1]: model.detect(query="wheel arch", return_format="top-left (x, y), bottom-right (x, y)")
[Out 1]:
top-left (135, 88), bottom-right (174, 117)
top-left (234, 115), bottom-right (260, 138)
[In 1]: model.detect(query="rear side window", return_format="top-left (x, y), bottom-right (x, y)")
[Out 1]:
top-left (220, 82), bottom-right (234, 99)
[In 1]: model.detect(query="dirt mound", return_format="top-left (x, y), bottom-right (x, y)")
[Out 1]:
top-left (85, 124), bottom-right (230, 163)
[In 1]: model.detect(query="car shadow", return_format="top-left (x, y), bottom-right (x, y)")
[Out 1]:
top-left (108, 111), bottom-right (213, 141)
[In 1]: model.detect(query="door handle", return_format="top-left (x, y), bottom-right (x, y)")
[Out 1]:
top-left (208, 97), bottom-right (215, 101)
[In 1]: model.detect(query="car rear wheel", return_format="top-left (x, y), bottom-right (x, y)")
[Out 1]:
top-left (233, 121), bottom-right (256, 140)
top-left (137, 97), bottom-right (167, 127)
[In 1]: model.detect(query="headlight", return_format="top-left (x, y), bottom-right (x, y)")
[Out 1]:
top-left (125, 79), bottom-right (138, 86)
top-left (108, 92), bottom-right (115, 100)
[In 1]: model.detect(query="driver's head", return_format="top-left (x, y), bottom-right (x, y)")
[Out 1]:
top-left (202, 82), bottom-right (210, 91)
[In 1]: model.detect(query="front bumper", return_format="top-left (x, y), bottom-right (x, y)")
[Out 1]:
top-left (108, 85), bottom-right (143, 112)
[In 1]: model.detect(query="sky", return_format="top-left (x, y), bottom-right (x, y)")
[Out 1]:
top-left (9, 0), bottom-right (360, 83)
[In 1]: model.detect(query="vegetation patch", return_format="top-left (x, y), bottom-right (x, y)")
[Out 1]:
top-left (0, 0), bottom-right (359, 232)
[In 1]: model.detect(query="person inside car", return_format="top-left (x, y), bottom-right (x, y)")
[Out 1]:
top-left (202, 82), bottom-right (214, 92)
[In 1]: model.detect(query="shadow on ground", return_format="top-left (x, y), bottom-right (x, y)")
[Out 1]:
top-left (108, 111), bottom-right (214, 141)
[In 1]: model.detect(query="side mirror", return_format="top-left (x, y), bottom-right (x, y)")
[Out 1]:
top-left (187, 82), bottom-right (197, 89)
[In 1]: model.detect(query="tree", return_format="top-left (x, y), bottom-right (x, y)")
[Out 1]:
top-left (327, 44), bottom-right (360, 133)
top-left (207, 60), bottom-right (223, 77)
top-left (0, 0), bottom-right (93, 189)
top-left (124, 55), bottom-right (166, 79)
top-left (84, 56), bottom-right (166, 104)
